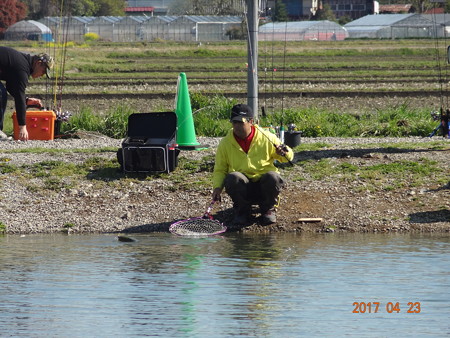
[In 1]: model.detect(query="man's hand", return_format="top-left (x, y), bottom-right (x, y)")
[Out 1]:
top-left (18, 125), bottom-right (29, 141)
top-left (26, 97), bottom-right (43, 109)
top-left (212, 187), bottom-right (222, 202)
top-left (275, 144), bottom-right (288, 156)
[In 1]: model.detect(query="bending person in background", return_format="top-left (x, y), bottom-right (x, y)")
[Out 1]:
top-left (212, 103), bottom-right (294, 227)
top-left (0, 46), bottom-right (54, 141)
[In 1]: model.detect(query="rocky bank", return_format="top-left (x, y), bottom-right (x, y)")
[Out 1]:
top-left (0, 136), bottom-right (448, 234)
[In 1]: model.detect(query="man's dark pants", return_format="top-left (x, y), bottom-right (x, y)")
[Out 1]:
top-left (224, 171), bottom-right (285, 216)
top-left (0, 82), bottom-right (8, 131)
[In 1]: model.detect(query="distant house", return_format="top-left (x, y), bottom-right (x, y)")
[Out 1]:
top-left (326, 0), bottom-right (376, 19)
top-left (267, 0), bottom-right (319, 19)
top-left (5, 20), bottom-right (53, 42)
top-left (378, 4), bottom-right (413, 14)
top-left (266, 0), bottom-right (374, 20)
top-left (125, 6), bottom-right (155, 16)
top-left (126, 0), bottom-right (177, 15)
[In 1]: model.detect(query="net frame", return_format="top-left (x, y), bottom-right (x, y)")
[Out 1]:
top-left (169, 217), bottom-right (226, 236)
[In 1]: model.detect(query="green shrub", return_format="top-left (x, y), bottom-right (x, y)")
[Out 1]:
top-left (0, 222), bottom-right (6, 234)
top-left (64, 106), bottom-right (103, 133)
top-left (104, 104), bottom-right (136, 139)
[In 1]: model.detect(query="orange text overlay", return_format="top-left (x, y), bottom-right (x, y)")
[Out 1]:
top-left (352, 302), bottom-right (421, 314)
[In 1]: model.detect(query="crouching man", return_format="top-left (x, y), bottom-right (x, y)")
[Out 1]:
top-left (211, 104), bottom-right (294, 226)
top-left (0, 46), bottom-right (54, 141)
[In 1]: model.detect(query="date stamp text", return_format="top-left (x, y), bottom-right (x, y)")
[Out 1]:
top-left (352, 302), bottom-right (421, 314)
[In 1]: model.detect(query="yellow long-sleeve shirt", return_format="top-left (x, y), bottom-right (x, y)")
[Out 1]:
top-left (212, 125), bottom-right (294, 189)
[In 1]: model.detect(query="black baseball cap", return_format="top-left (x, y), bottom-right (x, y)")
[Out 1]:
top-left (230, 104), bottom-right (254, 122)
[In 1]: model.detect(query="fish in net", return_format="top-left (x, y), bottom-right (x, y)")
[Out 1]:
top-left (169, 217), bottom-right (226, 236)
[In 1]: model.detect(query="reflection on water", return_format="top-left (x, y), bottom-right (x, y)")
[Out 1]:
top-left (0, 233), bottom-right (449, 337)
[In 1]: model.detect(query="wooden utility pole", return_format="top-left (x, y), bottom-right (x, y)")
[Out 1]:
top-left (247, 0), bottom-right (259, 118)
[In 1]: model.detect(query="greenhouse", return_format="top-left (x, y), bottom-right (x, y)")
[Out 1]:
top-left (38, 15), bottom-right (242, 42)
top-left (40, 17), bottom-right (95, 42)
top-left (138, 16), bottom-right (177, 41)
top-left (259, 21), bottom-right (349, 41)
top-left (5, 20), bottom-right (53, 42)
top-left (344, 14), bottom-right (449, 39)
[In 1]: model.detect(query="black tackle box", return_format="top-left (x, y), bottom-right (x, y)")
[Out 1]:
top-left (117, 112), bottom-right (180, 173)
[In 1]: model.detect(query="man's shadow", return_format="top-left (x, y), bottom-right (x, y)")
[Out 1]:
top-left (291, 145), bottom-right (447, 162)
top-left (409, 181), bottom-right (450, 224)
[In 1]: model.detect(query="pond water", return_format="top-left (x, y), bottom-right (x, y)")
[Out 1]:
top-left (0, 233), bottom-right (449, 337)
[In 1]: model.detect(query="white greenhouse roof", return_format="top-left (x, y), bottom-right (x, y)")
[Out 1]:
top-left (172, 15), bottom-right (242, 23)
top-left (260, 21), bottom-right (344, 33)
top-left (6, 20), bottom-right (51, 33)
top-left (345, 14), bottom-right (414, 27)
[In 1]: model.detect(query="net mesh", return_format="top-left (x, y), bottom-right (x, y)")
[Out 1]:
top-left (169, 217), bottom-right (226, 236)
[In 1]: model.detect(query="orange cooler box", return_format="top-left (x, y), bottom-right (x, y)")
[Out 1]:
top-left (12, 110), bottom-right (56, 140)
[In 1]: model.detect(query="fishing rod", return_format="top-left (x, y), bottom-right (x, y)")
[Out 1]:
top-left (429, 2), bottom-right (450, 138)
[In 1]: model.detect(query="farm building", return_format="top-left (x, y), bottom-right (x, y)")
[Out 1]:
top-left (259, 21), bottom-right (349, 41)
top-left (344, 14), bottom-right (449, 39)
top-left (5, 20), bottom-right (53, 42)
top-left (38, 15), bottom-right (242, 42)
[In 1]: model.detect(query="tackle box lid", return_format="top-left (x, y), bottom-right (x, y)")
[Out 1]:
top-left (126, 112), bottom-right (177, 141)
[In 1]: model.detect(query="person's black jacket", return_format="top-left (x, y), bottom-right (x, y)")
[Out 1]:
top-left (0, 46), bottom-right (33, 126)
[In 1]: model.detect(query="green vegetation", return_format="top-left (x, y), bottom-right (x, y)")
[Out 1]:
top-left (46, 94), bottom-right (438, 138)
top-left (295, 156), bottom-right (446, 192)
top-left (0, 156), bottom-right (122, 193)
top-left (0, 222), bottom-right (6, 234)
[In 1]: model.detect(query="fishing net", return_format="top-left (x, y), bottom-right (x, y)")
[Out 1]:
top-left (169, 217), bottom-right (226, 236)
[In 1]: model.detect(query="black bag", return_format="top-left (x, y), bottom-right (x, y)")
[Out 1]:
top-left (117, 112), bottom-right (180, 173)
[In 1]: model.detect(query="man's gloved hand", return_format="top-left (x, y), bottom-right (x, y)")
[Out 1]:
top-left (26, 97), bottom-right (43, 108)
top-left (275, 144), bottom-right (288, 156)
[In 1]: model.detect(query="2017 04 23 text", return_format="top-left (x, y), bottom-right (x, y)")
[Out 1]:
top-left (352, 302), bottom-right (421, 314)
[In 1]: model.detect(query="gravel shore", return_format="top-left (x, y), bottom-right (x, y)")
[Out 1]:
top-left (0, 135), bottom-right (448, 234)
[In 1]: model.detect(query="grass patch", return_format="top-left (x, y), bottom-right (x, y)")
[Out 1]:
top-left (297, 156), bottom-right (445, 191)
top-left (0, 222), bottom-right (6, 234)
top-left (7, 157), bottom-right (123, 192)
top-left (0, 163), bottom-right (19, 174)
top-left (0, 147), bottom-right (118, 155)
top-left (62, 104), bottom-right (136, 138)
top-left (166, 156), bottom-right (214, 191)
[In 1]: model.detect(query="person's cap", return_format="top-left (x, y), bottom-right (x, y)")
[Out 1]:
top-left (230, 104), bottom-right (254, 122)
top-left (36, 53), bottom-right (54, 79)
